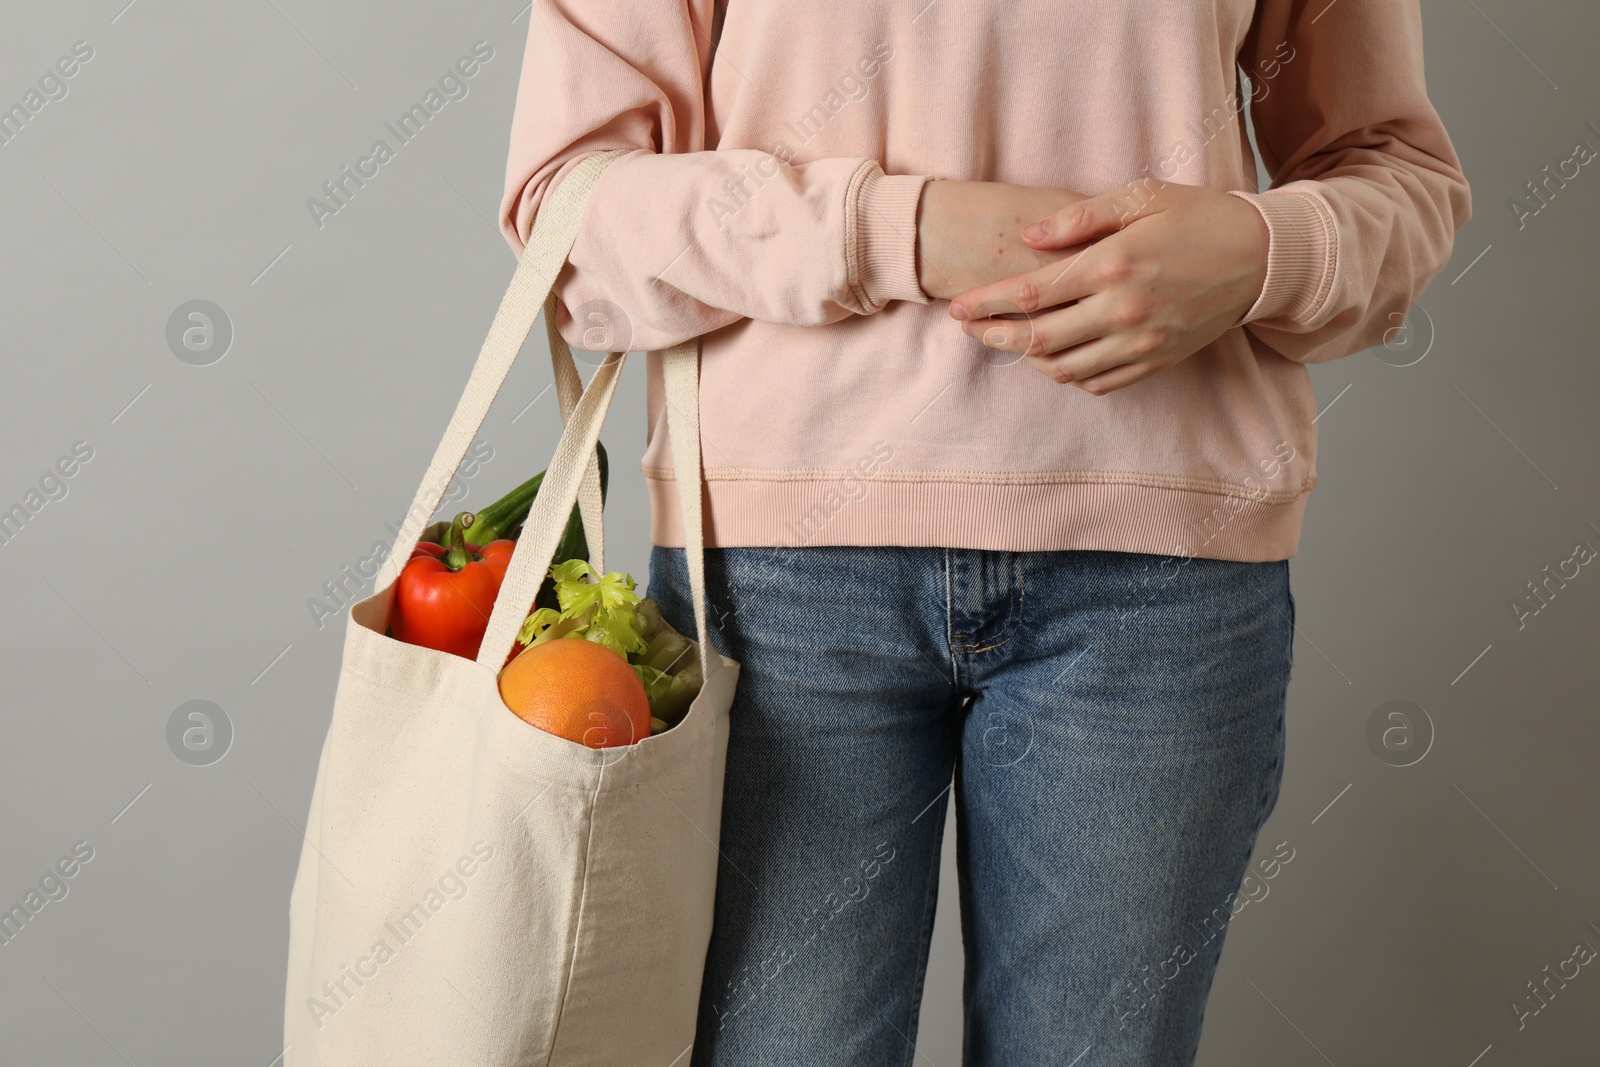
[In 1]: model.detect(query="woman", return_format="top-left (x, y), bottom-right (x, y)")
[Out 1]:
top-left (501, 2), bottom-right (1469, 1064)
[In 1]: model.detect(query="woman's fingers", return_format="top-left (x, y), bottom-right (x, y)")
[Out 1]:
top-left (963, 296), bottom-right (1153, 384)
top-left (949, 244), bottom-right (1113, 322)
top-left (1059, 355), bottom-right (1170, 395)
top-left (949, 179), bottom-right (1172, 319)
top-left (963, 290), bottom-right (1186, 396)
top-left (1020, 187), bottom-right (1149, 249)
top-left (938, 180), bottom-right (1266, 397)
top-left (961, 293), bottom-right (1114, 361)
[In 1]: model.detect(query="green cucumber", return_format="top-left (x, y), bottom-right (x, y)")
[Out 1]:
top-left (463, 440), bottom-right (608, 549)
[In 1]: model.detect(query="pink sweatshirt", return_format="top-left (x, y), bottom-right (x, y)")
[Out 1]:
top-left (499, 1), bottom-right (1470, 562)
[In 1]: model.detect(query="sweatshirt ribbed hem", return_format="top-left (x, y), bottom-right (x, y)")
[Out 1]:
top-left (645, 469), bottom-right (1311, 562)
top-left (851, 167), bottom-right (933, 309)
top-left (1228, 188), bottom-right (1338, 324)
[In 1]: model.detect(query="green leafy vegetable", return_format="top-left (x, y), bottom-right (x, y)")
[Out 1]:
top-left (516, 559), bottom-right (648, 660)
top-left (512, 558), bottom-right (704, 726)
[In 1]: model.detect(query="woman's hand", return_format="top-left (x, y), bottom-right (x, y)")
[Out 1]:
top-left (946, 179), bottom-right (1270, 395)
top-left (915, 180), bottom-right (1093, 301)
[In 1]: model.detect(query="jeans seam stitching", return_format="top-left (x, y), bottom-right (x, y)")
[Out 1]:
top-left (899, 799), bottom-right (947, 1067)
top-left (944, 549), bottom-right (959, 689)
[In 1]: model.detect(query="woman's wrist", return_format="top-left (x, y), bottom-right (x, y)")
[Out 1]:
top-left (916, 180), bottom-right (1090, 301)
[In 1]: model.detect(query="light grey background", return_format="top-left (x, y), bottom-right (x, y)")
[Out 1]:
top-left (1, 1), bottom-right (1595, 1064)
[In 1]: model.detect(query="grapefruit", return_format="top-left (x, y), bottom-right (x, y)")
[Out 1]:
top-left (499, 637), bottom-right (651, 748)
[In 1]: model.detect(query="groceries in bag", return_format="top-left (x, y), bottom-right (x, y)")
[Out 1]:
top-left (390, 512), bottom-right (515, 659)
top-left (386, 441), bottom-right (703, 745)
top-left (500, 559), bottom-right (703, 745)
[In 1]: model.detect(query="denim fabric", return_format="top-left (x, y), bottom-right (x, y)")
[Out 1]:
top-left (647, 545), bottom-right (1294, 1067)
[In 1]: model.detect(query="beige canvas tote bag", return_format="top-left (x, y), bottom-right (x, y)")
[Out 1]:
top-left (283, 148), bottom-right (739, 1067)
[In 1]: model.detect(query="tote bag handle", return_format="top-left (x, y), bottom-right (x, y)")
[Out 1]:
top-left (544, 300), bottom-right (606, 575)
top-left (372, 148), bottom-right (718, 677)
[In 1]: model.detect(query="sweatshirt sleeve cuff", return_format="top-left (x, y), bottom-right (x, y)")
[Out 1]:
top-left (848, 164), bottom-right (932, 311)
top-left (1227, 188), bottom-right (1338, 326)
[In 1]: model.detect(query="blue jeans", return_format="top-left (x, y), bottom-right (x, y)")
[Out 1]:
top-left (647, 545), bottom-right (1295, 1067)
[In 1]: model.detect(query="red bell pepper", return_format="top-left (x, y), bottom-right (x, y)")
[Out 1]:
top-left (392, 512), bottom-right (516, 659)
